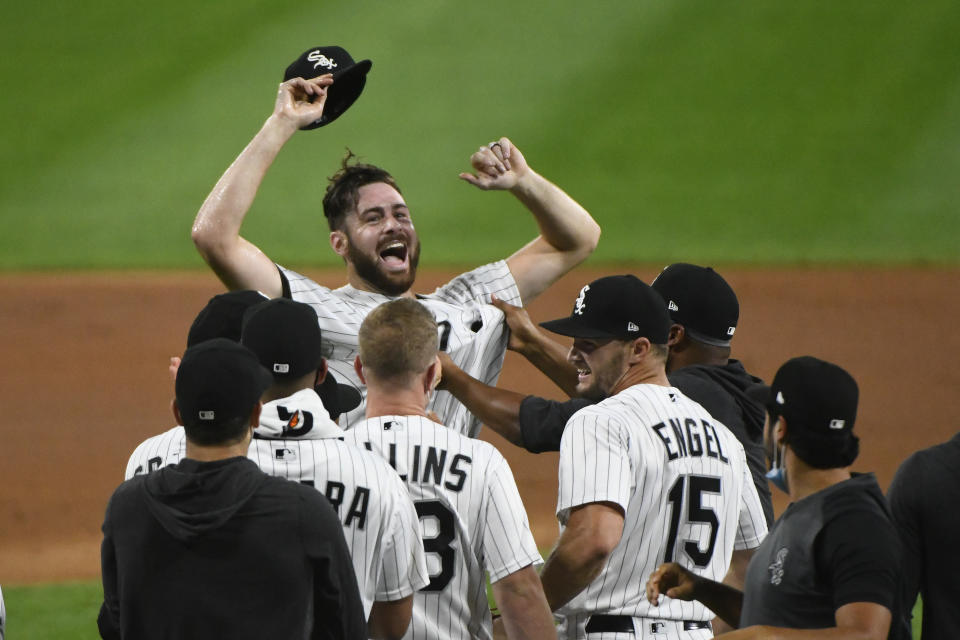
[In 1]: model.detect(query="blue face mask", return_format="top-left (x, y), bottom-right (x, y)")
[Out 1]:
top-left (766, 442), bottom-right (788, 493)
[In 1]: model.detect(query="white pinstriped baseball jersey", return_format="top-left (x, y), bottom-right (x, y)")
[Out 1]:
top-left (346, 414), bottom-right (542, 640)
top-left (278, 260), bottom-right (521, 437)
top-left (125, 389), bottom-right (429, 617)
top-left (555, 384), bottom-right (768, 638)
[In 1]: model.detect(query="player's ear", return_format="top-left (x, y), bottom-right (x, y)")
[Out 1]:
top-left (774, 415), bottom-right (788, 444)
top-left (315, 358), bottom-right (329, 385)
top-left (628, 337), bottom-right (650, 363)
top-left (171, 398), bottom-right (183, 426)
top-left (425, 356), bottom-right (441, 393)
top-left (330, 230), bottom-right (348, 259)
top-left (249, 401), bottom-right (263, 430)
top-left (354, 355), bottom-right (367, 384)
top-left (667, 324), bottom-right (685, 348)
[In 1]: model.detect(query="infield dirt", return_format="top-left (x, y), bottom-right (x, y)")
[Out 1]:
top-left (1, 267), bottom-right (957, 583)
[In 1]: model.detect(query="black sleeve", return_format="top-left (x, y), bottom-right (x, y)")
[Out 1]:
top-left (98, 498), bottom-right (121, 640)
top-left (814, 508), bottom-right (901, 612)
top-left (304, 493), bottom-right (368, 640)
top-left (518, 396), bottom-right (594, 453)
top-left (887, 455), bottom-right (923, 634)
top-left (278, 265), bottom-right (292, 299)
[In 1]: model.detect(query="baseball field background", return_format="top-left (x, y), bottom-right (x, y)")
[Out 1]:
top-left (2, 0), bottom-right (958, 637)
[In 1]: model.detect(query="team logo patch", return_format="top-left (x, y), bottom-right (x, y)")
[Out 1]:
top-left (307, 51), bottom-right (338, 70)
top-left (769, 548), bottom-right (788, 585)
top-left (574, 285), bottom-right (590, 316)
top-left (198, 410), bottom-right (215, 420)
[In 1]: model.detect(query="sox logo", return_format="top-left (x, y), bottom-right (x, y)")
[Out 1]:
top-left (307, 51), bottom-right (338, 70)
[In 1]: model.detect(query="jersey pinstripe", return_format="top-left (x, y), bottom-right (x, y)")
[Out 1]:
top-left (125, 391), bottom-right (429, 617)
top-left (555, 384), bottom-right (768, 633)
top-left (345, 415), bottom-right (542, 640)
top-left (279, 260), bottom-right (521, 437)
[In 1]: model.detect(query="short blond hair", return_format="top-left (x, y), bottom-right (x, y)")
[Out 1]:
top-left (359, 298), bottom-right (438, 381)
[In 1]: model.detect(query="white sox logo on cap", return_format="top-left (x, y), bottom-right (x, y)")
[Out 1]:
top-left (307, 50), bottom-right (338, 70)
top-left (574, 285), bottom-right (590, 315)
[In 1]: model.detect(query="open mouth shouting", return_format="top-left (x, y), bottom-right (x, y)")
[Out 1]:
top-left (378, 239), bottom-right (410, 272)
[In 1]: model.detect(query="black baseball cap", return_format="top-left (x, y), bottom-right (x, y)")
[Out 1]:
top-left (241, 298), bottom-right (361, 417)
top-left (283, 45), bottom-right (372, 129)
top-left (241, 298), bottom-right (325, 379)
top-left (187, 290), bottom-right (269, 347)
top-left (749, 356), bottom-right (860, 467)
top-left (651, 263), bottom-right (739, 347)
top-left (540, 275), bottom-right (670, 343)
top-left (175, 338), bottom-right (273, 430)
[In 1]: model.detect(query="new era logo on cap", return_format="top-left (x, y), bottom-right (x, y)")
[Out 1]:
top-left (273, 363), bottom-right (290, 374)
top-left (727, 326), bottom-right (736, 336)
top-left (668, 300), bottom-right (679, 312)
top-left (829, 419), bottom-right (846, 430)
top-left (776, 391), bottom-right (785, 405)
top-left (627, 322), bottom-right (640, 332)
top-left (199, 410), bottom-right (215, 421)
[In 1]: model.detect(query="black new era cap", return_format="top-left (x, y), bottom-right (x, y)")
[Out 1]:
top-left (748, 356), bottom-right (860, 468)
top-left (187, 290), bottom-right (269, 347)
top-left (284, 45), bottom-right (372, 129)
top-left (241, 298), bottom-right (361, 418)
top-left (751, 356), bottom-right (859, 437)
top-left (175, 338), bottom-right (273, 430)
top-left (540, 275), bottom-right (670, 343)
top-left (651, 263), bottom-right (738, 347)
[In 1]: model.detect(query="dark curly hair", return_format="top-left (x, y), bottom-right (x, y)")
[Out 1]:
top-left (322, 150), bottom-right (401, 232)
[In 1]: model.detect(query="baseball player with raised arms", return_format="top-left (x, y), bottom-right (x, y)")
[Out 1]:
top-left (126, 295), bottom-right (428, 639)
top-left (344, 298), bottom-right (555, 640)
top-left (190, 46), bottom-right (601, 436)
top-left (534, 276), bottom-right (768, 640)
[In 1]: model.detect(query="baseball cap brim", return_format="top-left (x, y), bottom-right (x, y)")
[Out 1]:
top-left (314, 371), bottom-right (362, 420)
top-left (539, 317), bottom-right (626, 340)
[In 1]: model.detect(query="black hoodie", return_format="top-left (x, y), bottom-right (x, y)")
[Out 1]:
top-left (519, 359), bottom-right (774, 525)
top-left (98, 456), bottom-right (366, 640)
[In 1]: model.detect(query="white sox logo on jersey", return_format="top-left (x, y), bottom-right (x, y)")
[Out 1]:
top-left (308, 51), bottom-right (338, 70)
top-left (574, 285), bottom-right (590, 315)
top-left (769, 548), bottom-right (788, 585)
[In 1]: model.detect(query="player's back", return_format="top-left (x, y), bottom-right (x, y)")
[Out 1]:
top-left (248, 433), bottom-right (427, 617)
top-left (346, 415), bottom-right (541, 640)
top-left (558, 384), bottom-right (767, 623)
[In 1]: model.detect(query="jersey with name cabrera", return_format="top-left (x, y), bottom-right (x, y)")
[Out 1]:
top-left (279, 260), bottom-right (521, 437)
top-left (125, 388), bottom-right (429, 617)
top-left (345, 414), bottom-right (542, 640)
top-left (555, 384), bottom-right (768, 637)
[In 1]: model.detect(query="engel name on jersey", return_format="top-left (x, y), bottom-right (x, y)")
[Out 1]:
top-left (556, 384), bottom-right (768, 627)
top-left (346, 415), bottom-right (542, 640)
top-left (279, 260), bottom-right (521, 437)
top-left (125, 391), bottom-right (429, 616)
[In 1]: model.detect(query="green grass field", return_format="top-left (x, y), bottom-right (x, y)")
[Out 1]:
top-left (2, 580), bottom-right (925, 639)
top-left (1, 1), bottom-right (958, 270)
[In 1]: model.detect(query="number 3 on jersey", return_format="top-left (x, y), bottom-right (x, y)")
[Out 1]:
top-left (664, 475), bottom-right (722, 567)
top-left (415, 500), bottom-right (456, 591)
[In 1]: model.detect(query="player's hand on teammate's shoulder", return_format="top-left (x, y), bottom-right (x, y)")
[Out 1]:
top-left (459, 137), bottom-right (531, 191)
top-left (490, 295), bottom-right (539, 354)
top-left (646, 562), bottom-right (698, 605)
top-left (272, 75), bottom-right (333, 131)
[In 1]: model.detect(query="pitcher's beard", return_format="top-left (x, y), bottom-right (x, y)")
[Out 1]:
top-left (348, 239), bottom-right (421, 297)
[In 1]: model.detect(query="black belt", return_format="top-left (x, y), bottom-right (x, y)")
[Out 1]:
top-left (584, 615), bottom-right (712, 634)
